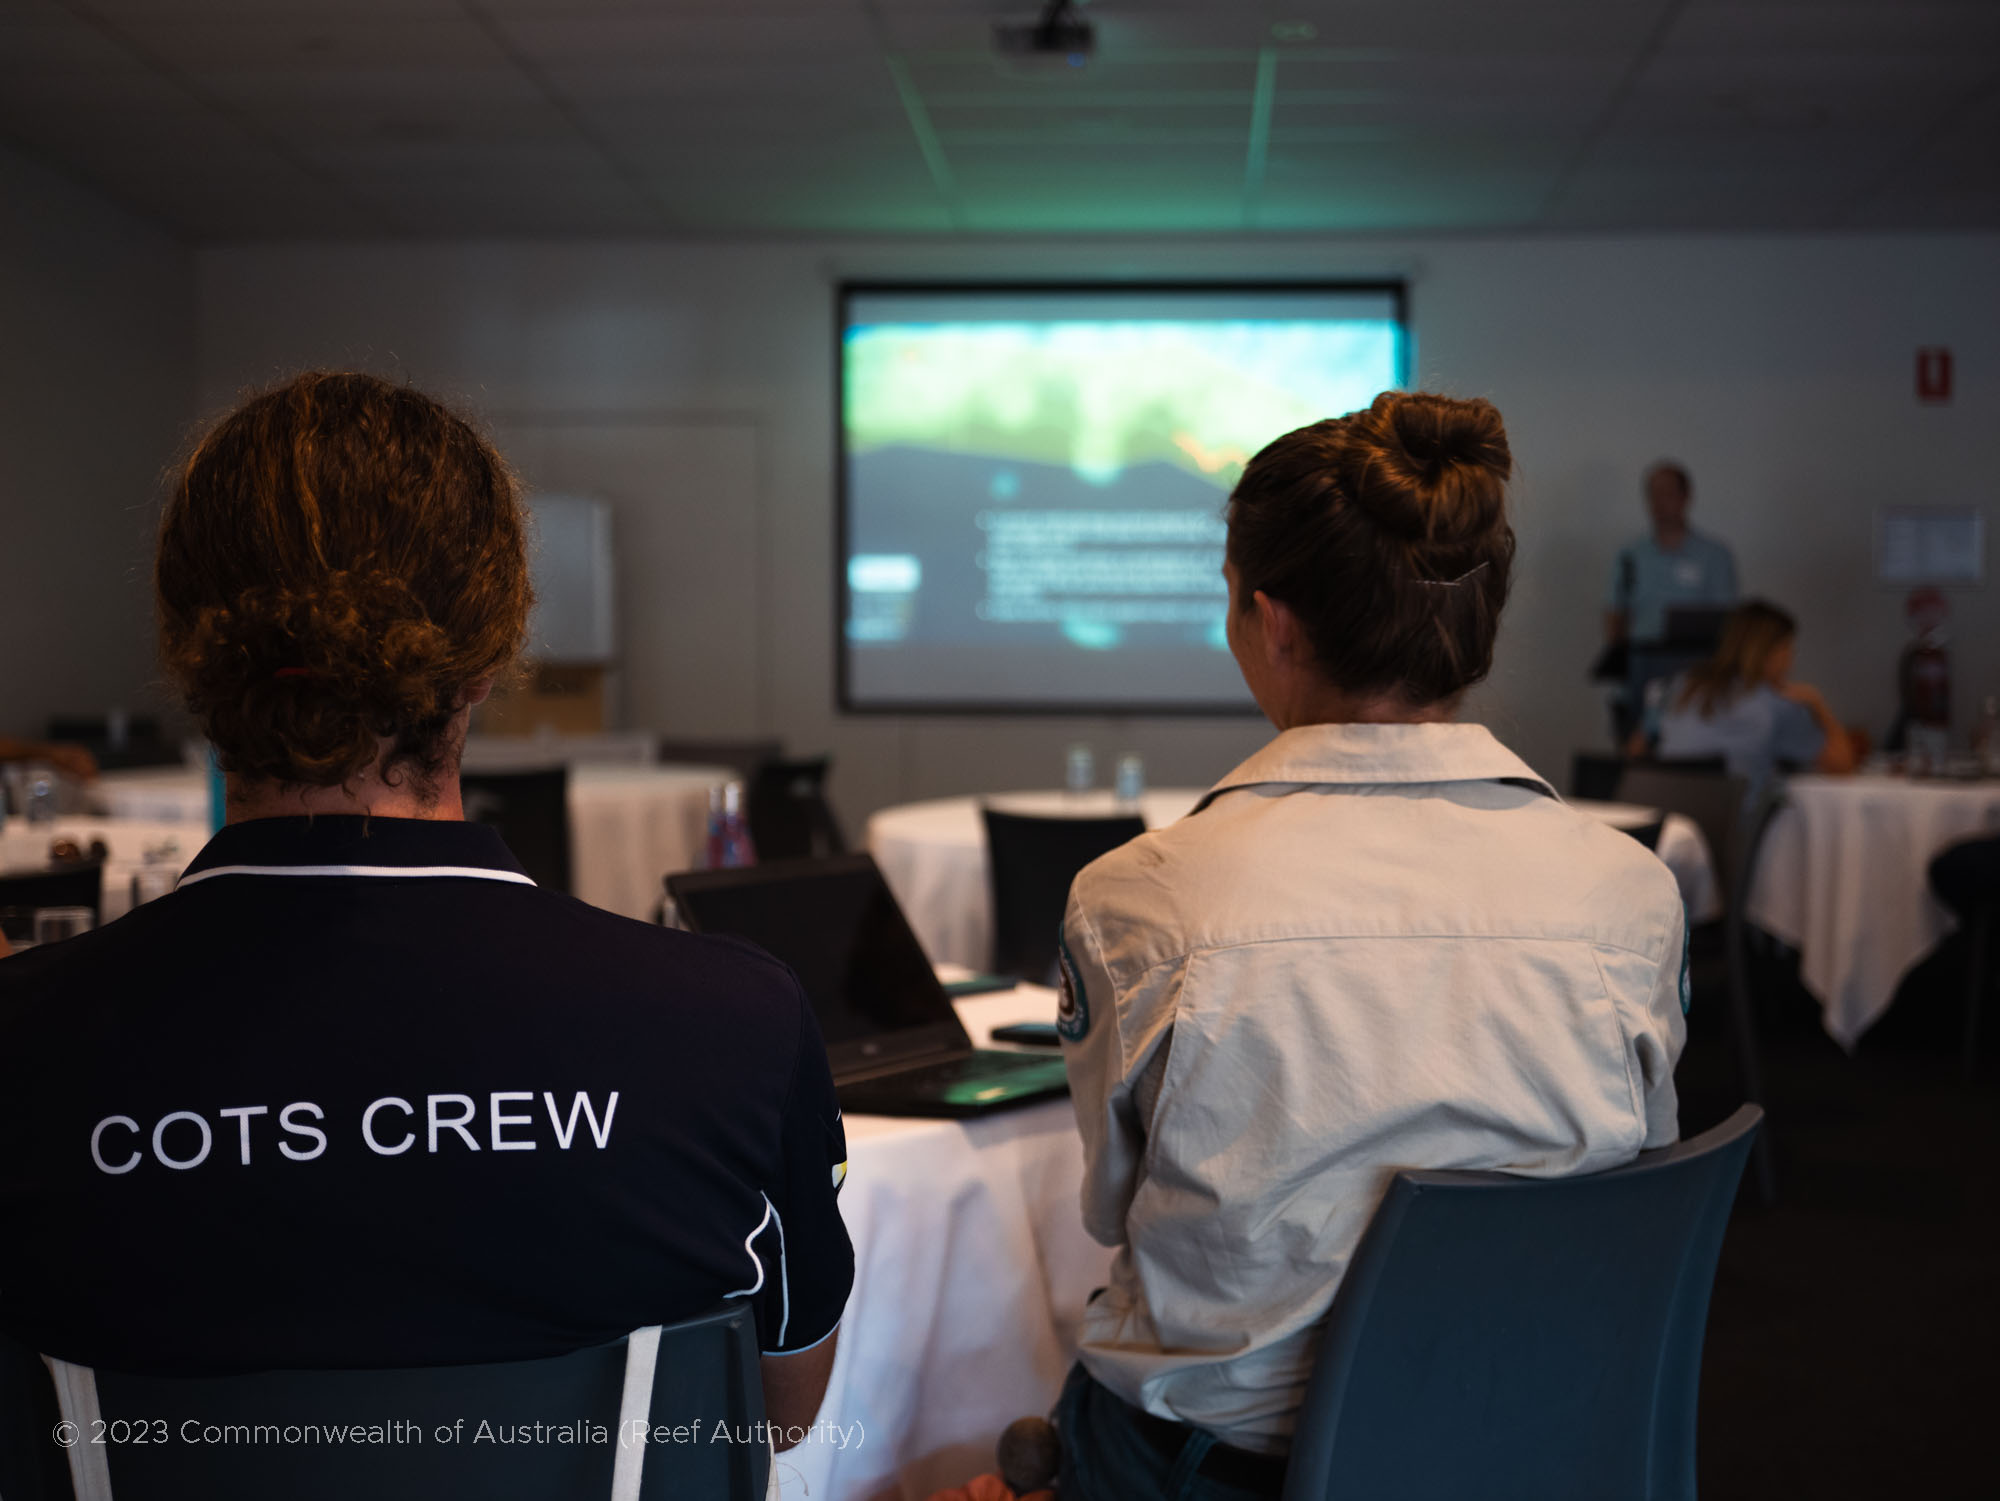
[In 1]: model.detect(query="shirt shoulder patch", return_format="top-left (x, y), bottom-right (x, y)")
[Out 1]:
top-left (1056, 929), bottom-right (1090, 1042)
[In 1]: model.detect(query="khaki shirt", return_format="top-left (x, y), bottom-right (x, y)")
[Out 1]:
top-left (1057, 723), bottom-right (1687, 1453)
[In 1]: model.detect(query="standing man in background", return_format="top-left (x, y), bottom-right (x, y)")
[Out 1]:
top-left (1602, 461), bottom-right (1739, 740)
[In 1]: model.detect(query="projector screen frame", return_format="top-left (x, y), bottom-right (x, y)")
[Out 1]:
top-left (834, 278), bottom-right (1412, 717)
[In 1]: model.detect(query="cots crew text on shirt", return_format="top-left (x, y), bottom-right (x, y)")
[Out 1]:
top-left (88, 1091), bottom-right (620, 1174)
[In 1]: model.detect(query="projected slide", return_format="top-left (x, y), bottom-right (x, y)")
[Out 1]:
top-left (840, 286), bottom-right (1406, 711)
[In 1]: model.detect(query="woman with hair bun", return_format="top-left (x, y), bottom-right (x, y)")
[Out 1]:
top-left (1052, 392), bottom-right (1689, 1498)
top-left (1, 373), bottom-right (850, 1450)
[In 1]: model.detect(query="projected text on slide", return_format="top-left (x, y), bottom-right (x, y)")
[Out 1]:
top-left (840, 290), bottom-right (1405, 710)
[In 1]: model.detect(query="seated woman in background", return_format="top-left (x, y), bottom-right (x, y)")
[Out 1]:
top-left (1052, 392), bottom-right (1689, 1499)
top-left (0, 373), bottom-right (850, 1446)
top-left (1647, 599), bottom-right (1857, 797)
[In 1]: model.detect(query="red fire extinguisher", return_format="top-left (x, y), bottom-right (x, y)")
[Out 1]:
top-left (1898, 586), bottom-right (1951, 748)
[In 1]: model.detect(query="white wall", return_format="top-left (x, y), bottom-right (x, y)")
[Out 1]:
top-left (0, 144), bottom-right (194, 739)
top-left (194, 232), bottom-right (2000, 822)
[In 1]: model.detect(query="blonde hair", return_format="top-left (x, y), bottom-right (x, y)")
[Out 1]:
top-left (1676, 600), bottom-right (1796, 719)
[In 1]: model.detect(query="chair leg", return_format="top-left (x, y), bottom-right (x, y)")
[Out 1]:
top-left (1963, 908), bottom-right (1992, 1082)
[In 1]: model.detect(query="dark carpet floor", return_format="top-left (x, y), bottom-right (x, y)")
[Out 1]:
top-left (1688, 932), bottom-right (2000, 1499)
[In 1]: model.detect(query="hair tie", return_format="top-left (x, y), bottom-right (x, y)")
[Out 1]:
top-left (1418, 561), bottom-right (1489, 588)
top-left (273, 667), bottom-right (314, 679)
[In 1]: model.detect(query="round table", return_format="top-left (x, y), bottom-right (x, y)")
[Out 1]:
top-left (800, 983), bottom-right (1111, 1501)
top-left (1748, 773), bottom-right (2000, 1047)
top-left (0, 817), bottom-right (201, 923)
top-left (868, 789), bottom-right (1719, 971)
top-left (89, 762), bottom-right (733, 923)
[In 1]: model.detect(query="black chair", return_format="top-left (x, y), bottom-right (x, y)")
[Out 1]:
top-left (8, 1304), bottom-right (767, 1501)
top-left (458, 767), bottom-right (572, 895)
top-left (745, 758), bottom-right (844, 861)
top-left (1616, 761), bottom-right (1745, 899)
top-left (1281, 1106), bottom-right (1762, 1501)
top-left (982, 809), bottom-right (1146, 985)
top-left (1569, 751), bottom-right (1627, 803)
top-left (655, 738), bottom-right (785, 783)
top-left (1929, 835), bottom-right (2000, 1077)
top-left (0, 861), bottom-right (105, 929)
top-left (44, 717), bottom-right (182, 771)
top-left (1618, 761), bottom-right (1781, 1206)
top-left (1620, 817), bottom-right (1666, 851)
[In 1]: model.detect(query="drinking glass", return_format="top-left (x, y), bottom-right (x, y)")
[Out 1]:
top-left (1065, 743), bottom-right (1095, 795)
top-left (1115, 753), bottom-right (1146, 805)
top-left (33, 906), bottom-right (94, 945)
top-left (131, 866), bottom-right (178, 908)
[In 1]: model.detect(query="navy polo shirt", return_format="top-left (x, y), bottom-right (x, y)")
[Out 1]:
top-left (0, 815), bottom-right (852, 1374)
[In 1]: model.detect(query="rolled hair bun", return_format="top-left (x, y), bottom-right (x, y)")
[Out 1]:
top-left (157, 371), bottom-right (530, 793)
top-left (1225, 389), bottom-right (1517, 706)
top-left (1337, 391), bottom-right (1512, 548)
top-left (174, 571), bottom-right (460, 786)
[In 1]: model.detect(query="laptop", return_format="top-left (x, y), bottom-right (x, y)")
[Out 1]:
top-left (665, 854), bottom-right (1072, 1118)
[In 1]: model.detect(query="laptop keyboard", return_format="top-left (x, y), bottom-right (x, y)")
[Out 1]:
top-left (839, 1049), bottom-right (1070, 1113)
top-left (888, 1052), bottom-right (1062, 1089)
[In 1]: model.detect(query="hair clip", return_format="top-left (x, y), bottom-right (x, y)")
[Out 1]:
top-left (1418, 561), bottom-right (1489, 588)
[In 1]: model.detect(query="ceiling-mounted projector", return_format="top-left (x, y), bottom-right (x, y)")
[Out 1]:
top-left (993, 0), bottom-right (1095, 65)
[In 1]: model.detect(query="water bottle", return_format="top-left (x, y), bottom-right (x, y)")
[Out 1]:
top-left (1115, 753), bottom-right (1146, 806)
top-left (706, 781), bottom-right (756, 868)
top-left (1065, 743), bottom-right (1095, 795)
top-left (23, 766), bottom-right (57, 825)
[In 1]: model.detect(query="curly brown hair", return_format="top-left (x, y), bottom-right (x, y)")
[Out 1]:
top-left (157, 372), bottom-right (531, 797)
top-left (1226, 391), bottom-right (1516, 707)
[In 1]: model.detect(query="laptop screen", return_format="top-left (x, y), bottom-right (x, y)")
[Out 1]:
top-left (670, 858), bottom-right (957, 1047)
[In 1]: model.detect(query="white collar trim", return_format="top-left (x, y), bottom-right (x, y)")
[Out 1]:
top-left (176, 863), bottom-right (536, 890)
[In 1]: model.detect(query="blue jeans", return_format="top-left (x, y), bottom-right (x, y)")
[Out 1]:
top-left (1053, 1363), bottom-right (1288, 1501)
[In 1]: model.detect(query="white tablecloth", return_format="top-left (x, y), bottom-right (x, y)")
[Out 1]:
top-left (564, 763), bottom-right (731, 918)
top-left (0, 817), bottom-right (199, 923)
top-left (90, 763), bottom-right (732, 923)
top-left (1748, 773), bottom-right (2000, 1047)
top-left (869, 789), bottom-right (1720, 971)
top-left (90, 765), bottom-right (212, 823)
top-left (784, 985), bottom-right (1109, 1501)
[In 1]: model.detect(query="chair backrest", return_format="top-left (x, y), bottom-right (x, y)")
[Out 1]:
top-left (656, 738), bottom-right (785, 782)
top-left (1568, 751), bottom-right (1626, 803)
top-left (19, 1305), bottom-right (766, 1501)
top-left (1615, 761), bottom-right (1747, 905)
top-left (44, 717), bottom-right (180, 771)
top-left (1281, 1106), bottom-right (1761, 1501)
top-left (982, 809), bottom-right (1147, 984)
top-left (0, 861), bottom-right (105, 925)
top-left (458, 767), bottom-right (572, 894)
top-left (745, 757), bottom-right (844, 861)
top-left (1621, 817), bottom-right (1666, 852)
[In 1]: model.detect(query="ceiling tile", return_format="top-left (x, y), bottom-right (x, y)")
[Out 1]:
top-left (0, 0), bottom-right (1993, 238)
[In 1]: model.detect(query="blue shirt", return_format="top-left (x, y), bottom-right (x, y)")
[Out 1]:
top-left (1654, 681), bottom-right (1824, 805)
top-left (1607, 530), bottom-right (1739, 641)
top-left (0, 815), bottom-right (853, 1374)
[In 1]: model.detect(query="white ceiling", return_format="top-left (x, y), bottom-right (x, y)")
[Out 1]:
top-left (2, 0), bottom-right (1996, 240)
